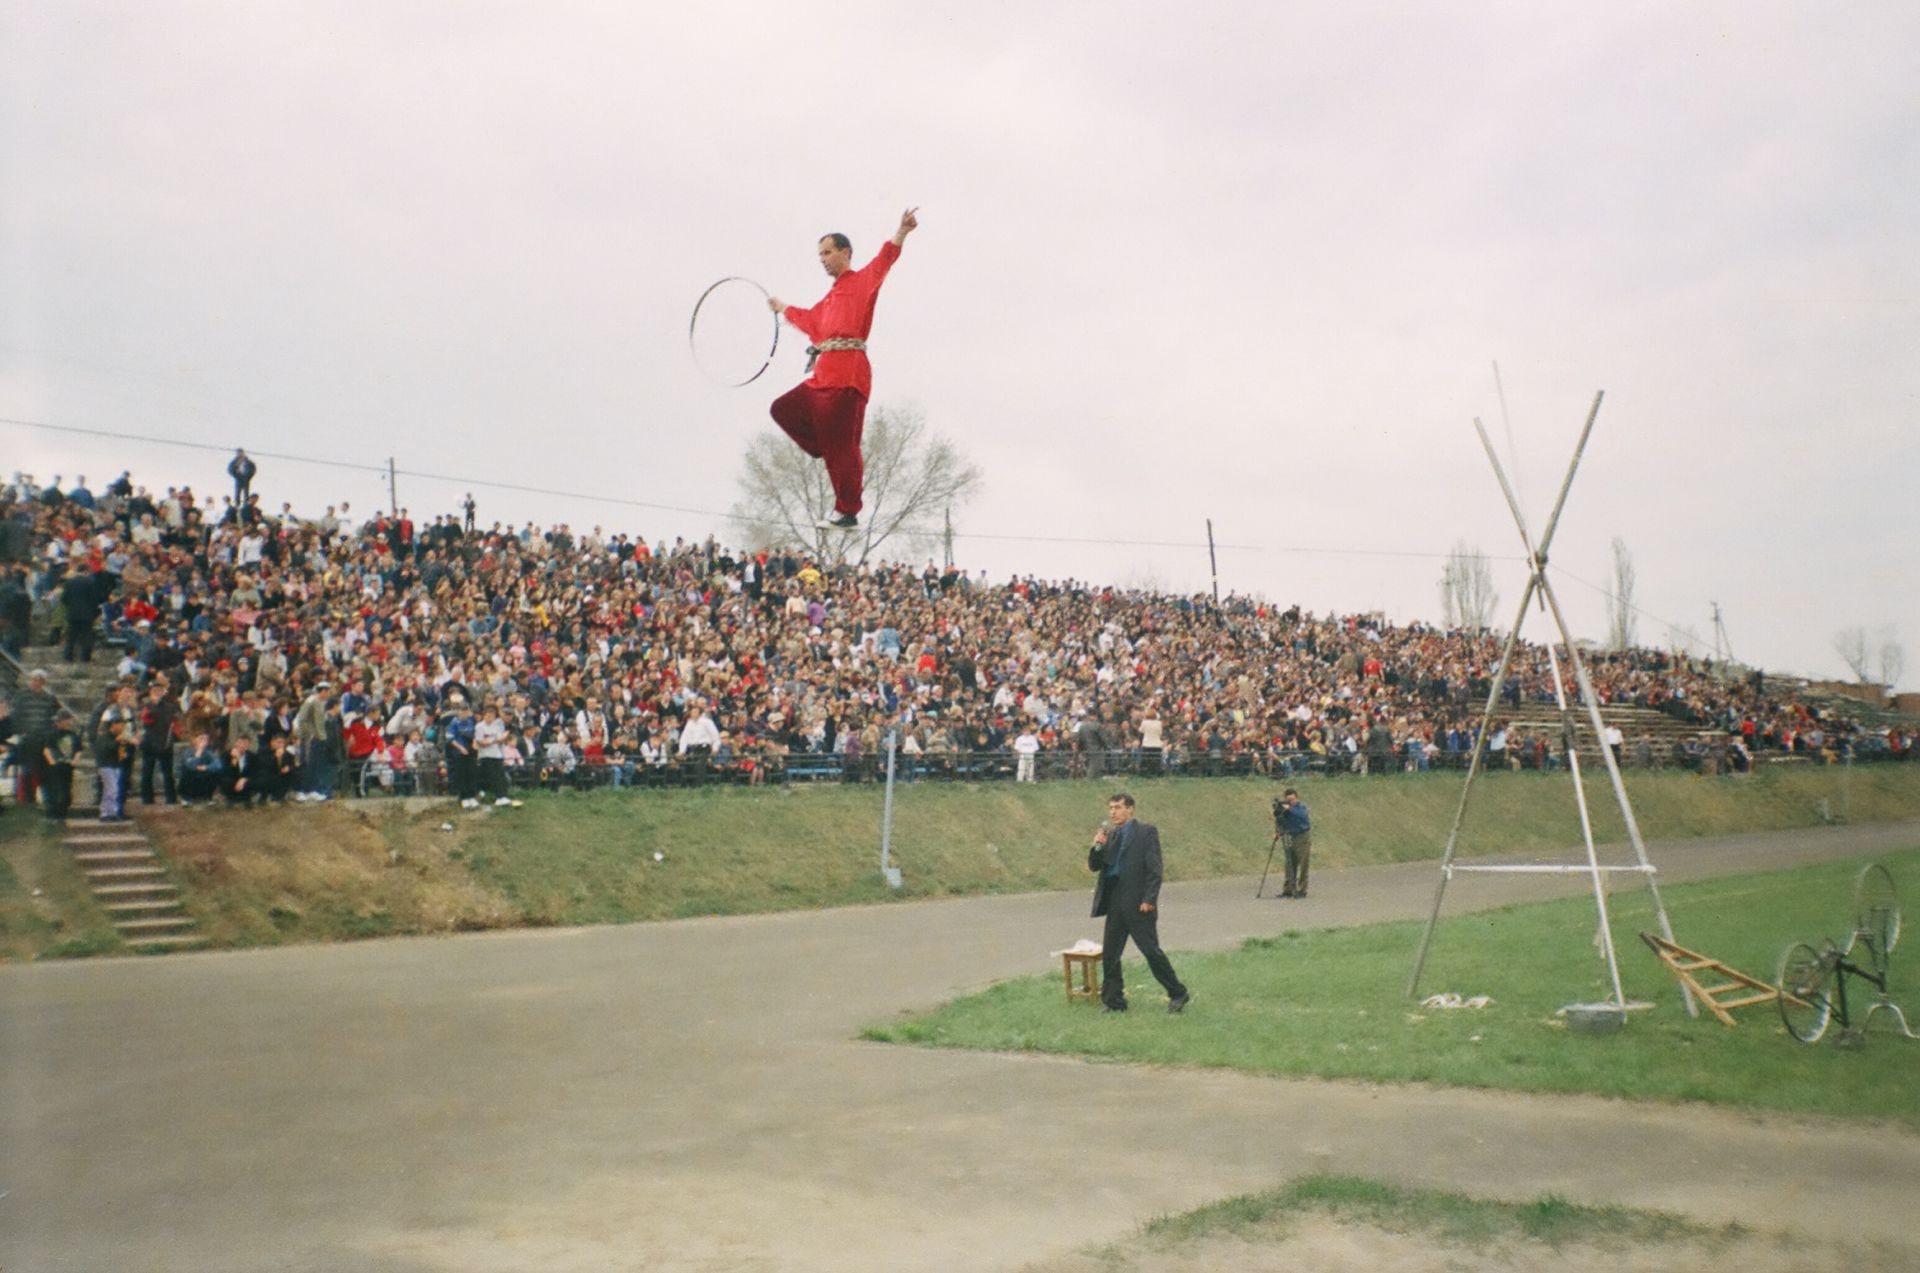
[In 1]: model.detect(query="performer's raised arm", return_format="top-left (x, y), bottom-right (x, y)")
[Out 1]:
top-left (891, 207), bottom-right (919, 248)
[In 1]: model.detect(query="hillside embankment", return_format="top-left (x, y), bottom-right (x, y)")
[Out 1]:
top-left (4, 764), bottom-right (1917, 958)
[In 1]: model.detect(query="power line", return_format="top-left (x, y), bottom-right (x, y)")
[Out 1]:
top-left (0, 415), bottom-right (387, 476)
top-left (2, 412), bottom-right (1525, 563)
top-left (1547, 563), bottom-right (1711, 652)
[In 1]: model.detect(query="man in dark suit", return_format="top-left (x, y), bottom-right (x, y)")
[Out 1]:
top-left (1087, 792), bottom-right (1190, 1014)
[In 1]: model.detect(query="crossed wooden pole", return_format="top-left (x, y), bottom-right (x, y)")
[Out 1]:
top-left (1406, 391), bottom-right (1694, 1017)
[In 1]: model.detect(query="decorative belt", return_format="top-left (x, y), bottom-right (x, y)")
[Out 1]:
top-left (805, 337), bottom-right (866, 373)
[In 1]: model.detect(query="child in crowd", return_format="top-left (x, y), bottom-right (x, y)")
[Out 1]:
top-left (95, 718), bottom-right (134, 820)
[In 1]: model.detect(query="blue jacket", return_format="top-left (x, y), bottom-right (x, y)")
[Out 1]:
top-left (1278, 800), bottom-right (1311, 835)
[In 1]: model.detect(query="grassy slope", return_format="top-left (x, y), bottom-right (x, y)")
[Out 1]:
top-left (5, 763), bottom-right (1919, 959)
top-left (867, 846), bottom-right (1920, 1127)
top-left (0, 813), bottom-right (124, 959)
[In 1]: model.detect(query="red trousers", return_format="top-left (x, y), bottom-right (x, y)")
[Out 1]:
top-left (770, 384), bottom-right (866, 517)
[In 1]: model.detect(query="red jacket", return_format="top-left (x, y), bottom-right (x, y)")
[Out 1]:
top-left (782, 240), bottom-right (901, 398)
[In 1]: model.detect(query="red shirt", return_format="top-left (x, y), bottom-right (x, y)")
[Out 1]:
top-left (782, 240), bottom-right (901, 398)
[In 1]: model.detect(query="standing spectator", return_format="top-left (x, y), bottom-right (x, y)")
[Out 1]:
top-left (343, 710), bottom-right (382, 795)
top-left (38, 709), bottom-right (83, 820)
top-left (0, 567), bottom-right (30, 657)
top-left (293, 682), bottom-right (332, 801)
top-left (444, 699), bottom-right (479, 808)
top-left (95, 718), bottom-right (133, 820)
top-left (227, 449), bottom-right (257, 514)
top-left (1012, 723), bottom-right (1040, 782)
top-left (60, 566), bottom-right (103, 664)
top-left (1139, 707), bottom-right (1164, 776)
top-left (678, 702), bottom-right (721, 784)
top-left (9, 669), bottom-right (59, 806)
top-left (1365, 718), bottom-right (1395, 776)
top-left (462, 493), bottom-right (476, 534)
top-left (475, 703), bottom-right (510, 804)
top-left (1603, 721), bottom-right (1625, 768)
top-left (138, 681), bottom-right (181, 805)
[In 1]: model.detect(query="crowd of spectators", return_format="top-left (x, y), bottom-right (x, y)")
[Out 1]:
top-left (2, 466), bottom-right (1911, 815)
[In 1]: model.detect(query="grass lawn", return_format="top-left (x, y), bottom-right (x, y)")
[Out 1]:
top-left (9, 762), bottom-right (1918, 958)
top-left (867, 846), bottom-right (1920, 1128)
top-left (1025, 1173), bottom-right (1906, 1273)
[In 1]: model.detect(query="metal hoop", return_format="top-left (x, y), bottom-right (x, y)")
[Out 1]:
top-left (688, 276), bottom-right (780, 387)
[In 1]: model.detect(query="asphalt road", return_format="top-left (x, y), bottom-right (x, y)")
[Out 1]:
top-left (4, 820), bottom-right (1917, 1272)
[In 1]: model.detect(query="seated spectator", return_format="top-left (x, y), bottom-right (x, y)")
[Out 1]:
top-left (222, 735), bottom-right (265, 806)
top-left (263, 734), bottom-right (299, 802)
top-left (179, 731), bottom-right (224, 804)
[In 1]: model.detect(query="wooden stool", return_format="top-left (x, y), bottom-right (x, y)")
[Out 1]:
top-left (1060, 947), bottom-right (1102, 1004)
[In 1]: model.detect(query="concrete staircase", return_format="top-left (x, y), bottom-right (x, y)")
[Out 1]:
top-left (63, 812), bottom-right (205, 952)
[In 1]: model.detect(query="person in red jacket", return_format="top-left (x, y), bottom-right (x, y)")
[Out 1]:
top-left (766, 207), bottom-right (919, 531)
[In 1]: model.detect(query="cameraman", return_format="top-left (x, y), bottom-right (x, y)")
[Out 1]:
top-left (1271, 787), bottom-right (1312, 899)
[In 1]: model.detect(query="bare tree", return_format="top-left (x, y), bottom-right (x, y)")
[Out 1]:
top-left (1833, 625), bottom-right (1872, 682)
top-left (1438, 541), bottom-right (1498, 633)
top-left (1606, 536), bottom-right (1637, 651)
top-left (1879, 627), bottom-right (1905, 690)
top-left (730, 402), bottom-right (982, 564)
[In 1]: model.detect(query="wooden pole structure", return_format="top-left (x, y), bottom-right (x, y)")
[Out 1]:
top-left (1407, 392), bottom-right (1690, 1016)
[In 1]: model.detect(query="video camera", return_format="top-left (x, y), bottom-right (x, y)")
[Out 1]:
top-left (1271, 796), bottom-right (1288, 832)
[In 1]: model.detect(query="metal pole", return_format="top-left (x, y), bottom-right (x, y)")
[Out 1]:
top-left (1407, 571), bottom-right (1539, 996)
top-left (1206, 519), bottom-right (1220, 603)
top-left (1461, 399), bottom-right (1693, 1015)
top-left (1534, 577), bottom-right (1695, 1017)
top-left (387, 457), bottom-right (398, 517)
top-left (943, 506), bottom-right (954, 569)
top-left (880, 729), bottom-right (902, 888)
top-left (1540, 637), bottom-right (1627, 1008)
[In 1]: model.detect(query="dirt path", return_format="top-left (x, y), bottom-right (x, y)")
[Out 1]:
top-left (3, 821), bottom-right (1916, 1272)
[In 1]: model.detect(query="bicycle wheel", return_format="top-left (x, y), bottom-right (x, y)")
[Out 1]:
top-left (1777, 942), bottom-right (1834, 1044)
top-left (1854, 862), bottom-right (1900, 960)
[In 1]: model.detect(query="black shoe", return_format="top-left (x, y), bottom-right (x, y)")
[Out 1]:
top-left (1168, 993), bottom-right (1191, 1014)
top-left (816, 513), bottom-right (858, 531)
top-left (1295, 891), bottom-right (1308, 899)
top-left (1101, 1002), bottom-right (1128, 1013)
top-left (1279, 889), bottom-right (1297, 898)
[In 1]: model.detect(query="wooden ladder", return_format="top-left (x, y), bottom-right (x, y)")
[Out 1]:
top-left (1639, 932), bottom-right (1795, 1025)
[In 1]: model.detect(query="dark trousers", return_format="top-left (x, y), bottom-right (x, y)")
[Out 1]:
top-left (140, 750), bottom-right (177, 804)
top-left (478, 756), bottom-right (507, 797)
top-left (448, 750), bottom-right (478, 799)
top-left (1100, 903), bottom-right (1187, 1009)
top-left (42, 765), bottom-right (74, 819)
top-left (1283, 831), bottom-right (1312, 896)
top-left (770, 384), bottom-right (866, 516)
top-left (63, 617), bottom-right (95, 663)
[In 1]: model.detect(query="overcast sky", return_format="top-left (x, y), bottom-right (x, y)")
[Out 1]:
top-left (4, 2), bottom-right (1915, 687)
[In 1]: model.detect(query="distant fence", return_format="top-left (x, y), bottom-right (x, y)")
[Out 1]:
top-left (316, 738), bottom-right (1903, 799)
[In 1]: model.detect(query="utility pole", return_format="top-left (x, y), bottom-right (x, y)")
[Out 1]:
top-left (1710, 602), bottom-right (1733, 664)
top-left (942, 505), bottom-right (954, 569)
top-left (1206, 518), bottom-right (1220, 603)
top-left (387, 457), bottom-right (398, 517)
top-left (879, 728), bottom-right (902, 888)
